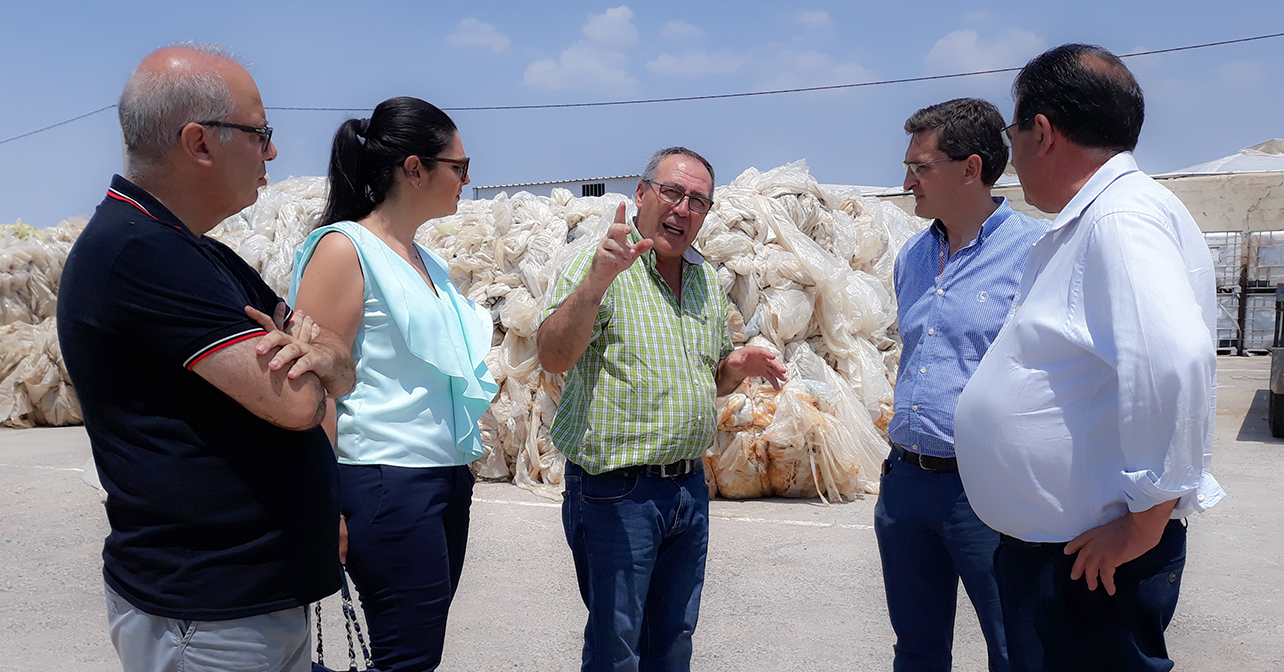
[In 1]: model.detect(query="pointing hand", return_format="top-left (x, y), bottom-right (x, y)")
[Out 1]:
top-left (589, 202), bottom-right (653, 286)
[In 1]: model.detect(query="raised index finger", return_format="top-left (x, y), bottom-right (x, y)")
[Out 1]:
top-left (613, 201), bottom-right (627, 225)
top-left (605, 222), bottom-right (634, 245)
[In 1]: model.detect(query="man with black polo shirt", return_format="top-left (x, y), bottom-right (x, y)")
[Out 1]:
top-left (57, 44), bottom-right (355, 672)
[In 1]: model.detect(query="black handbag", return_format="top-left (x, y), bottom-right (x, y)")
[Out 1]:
top-left (312, 566), bottom-right (376, 672)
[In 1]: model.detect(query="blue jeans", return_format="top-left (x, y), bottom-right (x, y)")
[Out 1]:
top-left (340, 463), bottom-right (473, 672)
top-left (996, 519), bottom-right (1186, 672)
top-left (874, 449), bottom-right (1008, 672)
top-left (562, 461), bottom-right (709, 672)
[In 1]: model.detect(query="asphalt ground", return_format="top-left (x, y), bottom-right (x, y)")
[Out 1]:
top-left (1, 355), bottom-right (1280, 671)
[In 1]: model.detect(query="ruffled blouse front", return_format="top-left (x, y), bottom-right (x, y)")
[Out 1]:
top-left (288, 221), bottom-right (498, 467)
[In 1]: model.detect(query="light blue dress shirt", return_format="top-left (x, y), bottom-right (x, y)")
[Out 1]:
top-left (287, 222), bottom-right (498, 468)
top-left (888, 197), bottom-right (1049, 458)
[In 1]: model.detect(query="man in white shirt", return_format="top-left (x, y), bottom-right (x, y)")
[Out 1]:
top-left (954, 43), bottom-right (1226, 672)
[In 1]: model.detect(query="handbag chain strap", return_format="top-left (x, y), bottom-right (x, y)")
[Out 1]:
top-left (313, 565), bottom-right (375, 670)
top-left (340, 567), bottom-right (375, 669)
top-left (314, 601), bottom-right (326, 667)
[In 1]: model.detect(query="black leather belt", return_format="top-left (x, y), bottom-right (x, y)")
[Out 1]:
top-left (999, 534), bottom-right (1057, 548)
top-left (891, 443), bottom-right (958, 472)
top-left (609, 458), bottom-right (699, 479)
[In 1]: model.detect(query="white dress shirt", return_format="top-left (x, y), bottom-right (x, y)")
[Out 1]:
top-left (955, 152), bottom-right (1226, 542)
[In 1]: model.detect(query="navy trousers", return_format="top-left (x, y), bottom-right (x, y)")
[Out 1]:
top-left (874, 449), bottom-right (1008, 672)
top-left (562, 461), bottom-right (709, 672)
top-left (339, 463), bottom-right (473, 672)
top-left (995, 519), bottom-right (1186, 672)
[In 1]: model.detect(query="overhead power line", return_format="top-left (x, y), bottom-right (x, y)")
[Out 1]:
top-left (3, 30), bottom-right (1282, 145)
top-left (0, 104), bottom-right (118, 146)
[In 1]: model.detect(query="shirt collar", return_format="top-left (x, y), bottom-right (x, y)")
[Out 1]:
top-left (627, 218), bottom-right (706, 274)
top-left (930, 196), bottom-right (1013, 249)
top-left (1047, 151), bottom-right (1140, 232)
top-left (106, 174), bottom-right (193, 235)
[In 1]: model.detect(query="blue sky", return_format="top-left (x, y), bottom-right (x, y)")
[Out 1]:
top-left (1, 1), bottom-right (1281, 226)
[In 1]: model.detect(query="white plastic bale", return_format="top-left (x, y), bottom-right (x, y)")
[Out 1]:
top-left (757, 287), bottom-right (814, 350)
top-left (0, 318), bottom-right (82, 428)
top-left (22, 163), bottom-right (930, 503)
top-left (209, 176), bottom-right (328, 298)
top-left (0, 218), bottom-right (85, 327)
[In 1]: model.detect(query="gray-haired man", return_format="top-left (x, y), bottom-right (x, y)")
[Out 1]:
top-left (538, 147), bottom-right (786, 672)
top-left (59, 44), bottom-right (353, 672)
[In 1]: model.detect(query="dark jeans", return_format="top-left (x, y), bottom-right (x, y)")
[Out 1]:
top-left (995, 519), bottom-right (1187, 672)
top-left (339, 463), bottom-right (473, 672)
top-left (562, 461), bottom-right (709, 672)
top-left (874, 449), bottom-right (1008, 672)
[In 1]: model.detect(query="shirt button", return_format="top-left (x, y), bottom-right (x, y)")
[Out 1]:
top-left (928, 328), bottom-right (935, 335)
top-left (919, 367), bottom-right (927, 374)
top-left (912, 444), bottom-right (919, 450)
top-left (911, 405), bottom-right (919, 411)
top-left (1197, 493), bottom-right (1206, 502)
top-left (936, 288), bottom-right (944, 296)
top-left (1168, 573), bottom-right (1178, 584)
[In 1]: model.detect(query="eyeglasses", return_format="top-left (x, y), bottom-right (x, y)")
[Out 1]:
top-left (902, 157), bottom-right (961, 179)
top-left (643, 180), bottom-right (713, 215)
top-left (1001, 119), bottom-right (1029, 148)
top-left (428, 156), bottom-right (470, 180)
top-left (189, 120), bottom-right (273, 152)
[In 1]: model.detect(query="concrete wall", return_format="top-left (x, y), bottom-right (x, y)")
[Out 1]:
top-left (876, 171), bottom-right (1284, 233)
top-left (473, 175), bottom-right (643, 201)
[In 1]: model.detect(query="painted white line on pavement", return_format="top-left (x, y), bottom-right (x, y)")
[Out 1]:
top-left (472, 496), bottom-right (873, 530)
top-left (0, 463), bottom-right (84, 472)
top-left (712, 514), bottom-right (874, 531)
top-left (474, 497), bottom-right (560, 509)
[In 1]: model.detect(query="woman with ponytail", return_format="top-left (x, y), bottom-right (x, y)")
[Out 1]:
top-left (288, 97), bottom-right (496, 672)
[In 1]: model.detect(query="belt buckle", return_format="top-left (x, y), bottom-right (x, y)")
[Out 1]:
top-left (917, 453), bottom-right (942, 472)
top-left (658, 460), bottom-right (690, 478)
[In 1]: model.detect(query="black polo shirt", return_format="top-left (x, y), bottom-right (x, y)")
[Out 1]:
top-left (57, 175), bottom-right (340, 621)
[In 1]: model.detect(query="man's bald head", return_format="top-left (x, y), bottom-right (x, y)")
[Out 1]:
top-left (119, 43), bottom-right (245, 176)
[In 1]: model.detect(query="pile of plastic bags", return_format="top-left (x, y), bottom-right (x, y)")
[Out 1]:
top-left (419, 160), bottom-right (924, 500)
top-left (0, 218), bottom-right (87, 427)
top-left (7, 160), bottom-right (924, 502)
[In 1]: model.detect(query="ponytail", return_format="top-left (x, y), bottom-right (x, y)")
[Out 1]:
top-left (319, 97), bottom-right (458, 226)
top-left (319, 118), bottom-right (372, 225)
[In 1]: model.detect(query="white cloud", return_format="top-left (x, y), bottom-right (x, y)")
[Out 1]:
top-left (797, 10), bottom-right (829, 26)
top-left (647, 51), bottom-right (745, 77)
top-left (924, 28), bottom-right (1045, 74)
top-left (755, 50), bottom-right (873, 90)
top-left (583, 6), bottom-right (638, 45)
top-left (1219, 60), bottom-right (1265, 90)
top-left (523, 43), bottom-right (638, 93)
top-left (522, 7), bottom-right (641, 93)
top-left (661, 20), bottom-right (703, 40)
top-left (446, 18), bottom-right (511, 53)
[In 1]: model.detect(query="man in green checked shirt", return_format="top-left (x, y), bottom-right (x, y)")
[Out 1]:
top-left (539, 147), bottom-right (787, 672)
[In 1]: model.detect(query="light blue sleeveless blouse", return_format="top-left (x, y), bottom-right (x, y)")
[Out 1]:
top-left (287, 222), bottom-right (498, 467)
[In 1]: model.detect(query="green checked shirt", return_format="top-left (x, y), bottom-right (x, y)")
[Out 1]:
top-left (542, 226), bottom-right (734, 475)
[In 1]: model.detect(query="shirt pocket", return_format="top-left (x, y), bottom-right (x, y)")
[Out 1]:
top-left (681, 308), bottom-right (724, 373)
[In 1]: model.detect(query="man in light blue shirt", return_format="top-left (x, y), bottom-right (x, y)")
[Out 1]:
top-left (877, 97), bottom-right (1048, 672)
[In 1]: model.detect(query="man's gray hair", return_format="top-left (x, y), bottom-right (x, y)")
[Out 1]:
top-left (641, 147), bottom-right (715, 192)
top-left (119, 42), bottom-right (243, 176)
